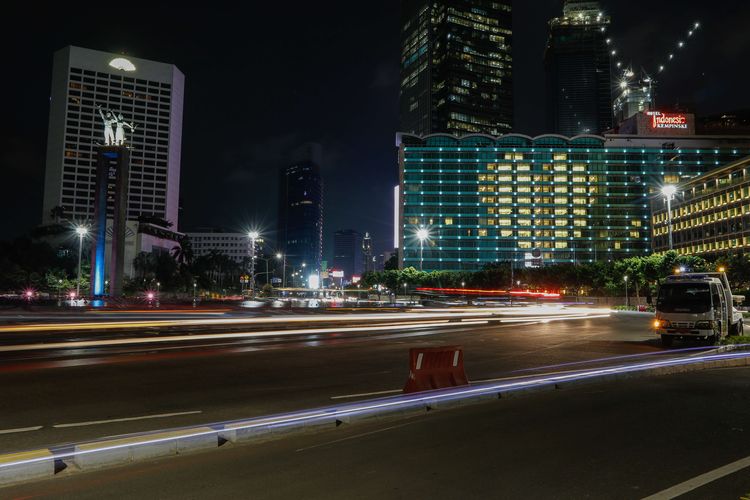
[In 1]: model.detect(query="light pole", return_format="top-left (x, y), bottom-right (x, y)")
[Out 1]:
top-left (416, 227), bottom-right (429, 271)
top-left (624, 275), bottom-right (629, 308)
top-left (276, 253), bottom-right (286, 288)
top-left (662, 185), bottom-right (677, 250)
top-left (248, 231), bottom-right (260, 297)
top-left (75, 226), bottom-right (88, 298)
top-left (193, 281), bottom-right (197, 304)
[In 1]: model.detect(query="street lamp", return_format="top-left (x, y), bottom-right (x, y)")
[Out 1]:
top-left (276, 253), bottom-right (286, 288)
top-left (661, 185), bottom-right (677, 250)
top-left (416, 227), bottom-right (429, 271)
top-left (248, 231), bottom-right (260, 296)
top-left (74, 226), bottom-right (88, 298)
top-left (624, 275), bottom-right (629, 308)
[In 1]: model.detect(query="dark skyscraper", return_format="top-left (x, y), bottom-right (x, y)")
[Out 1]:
top-left (277, 159), bottom-right (323, 276)
top-left (333, 229), bottom-right (363, 281)
top-left (545, 1), bottom-right (613, 136)
top-left (399, 0), bottom-right (513, 136)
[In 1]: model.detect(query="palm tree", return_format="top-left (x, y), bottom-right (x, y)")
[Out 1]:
top-left (133, 251), bottom-right (155, 280)
top-left (171, 236), bottom-right (194, 269)
top-left (49, 205), bottom-right (66, 223)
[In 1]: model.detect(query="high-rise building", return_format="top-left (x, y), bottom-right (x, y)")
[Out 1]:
top-left (545, 1), bottom-right (612, 136)
top-left (43, 46), bottom-right (184, 228)
top-left (278, 161), bottom-right (323, 274)
top-left (399, 0), bottom-right (513, 136)
top-left (362, 231), bottom-right (373, 274)
top-left (333, 230), bottom-right (363, 280)
top-left (398, 131), bottom-right (750, 271)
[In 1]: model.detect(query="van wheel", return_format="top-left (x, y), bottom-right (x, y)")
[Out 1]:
top-left (661, 335), bottom-right (674, 347)
top-left (737, 321), bottom-right (744, 336)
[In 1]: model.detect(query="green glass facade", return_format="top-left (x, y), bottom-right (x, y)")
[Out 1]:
top-left (399, 133), bottom-right (750, 271)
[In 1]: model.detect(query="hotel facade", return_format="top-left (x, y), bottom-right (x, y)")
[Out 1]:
top-left (652, 156), bottom-right (750, 256)
top-left (398, 132), bottom-right (750, 271)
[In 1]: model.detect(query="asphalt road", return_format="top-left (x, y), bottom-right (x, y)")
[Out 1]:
top-left (0, 309), bottom-right (670, 454)
top-left (6, 367), bottom-right (750, 499)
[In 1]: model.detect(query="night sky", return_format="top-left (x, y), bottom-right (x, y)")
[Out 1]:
top-left (1, 1), bottom-right (748, 261)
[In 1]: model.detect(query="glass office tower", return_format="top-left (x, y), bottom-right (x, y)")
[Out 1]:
top-left (545, 1), bottom-right (612, 136)
top-left (399, 0), bottom-right (513, 136)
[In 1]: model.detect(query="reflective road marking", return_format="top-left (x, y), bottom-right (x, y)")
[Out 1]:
top-left (53, 410), bottom-right (202, 428)
top-left (642, 454), bottom-right (750, 499)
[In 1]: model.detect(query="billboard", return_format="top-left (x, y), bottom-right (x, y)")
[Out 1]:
top-left (623, 111), bottom-right (695, 136)
top-left (648, 111), bottom-right (688, 130)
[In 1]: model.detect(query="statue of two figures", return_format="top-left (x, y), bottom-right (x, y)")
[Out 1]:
top-left (97, 105), bottom-right (135, 146)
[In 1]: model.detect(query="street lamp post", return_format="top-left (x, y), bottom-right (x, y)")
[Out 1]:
top-left (416, 227), bottom-right (429, 271)
top-left (248, 231), bottom-right (260, 297)
top-left (662, 185), bottom-right (677, 250)
top-left (624, 275), bottom-right (629, 308)
top-left (75, 226), bottom-right (88, 298)
top-left (276, 253), bottom-right (286, 288)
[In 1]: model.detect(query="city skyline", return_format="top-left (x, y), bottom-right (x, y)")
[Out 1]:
top-left (2, 1), bottom-right (749, 262)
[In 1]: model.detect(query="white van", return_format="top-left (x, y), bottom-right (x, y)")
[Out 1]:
top-left (654, 272), bottom-right (744, 346)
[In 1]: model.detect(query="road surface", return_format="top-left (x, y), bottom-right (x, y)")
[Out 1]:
top-left (5, 367), bottom-right (750, 499)
top-left (0, 308), bottom-right (674, 454)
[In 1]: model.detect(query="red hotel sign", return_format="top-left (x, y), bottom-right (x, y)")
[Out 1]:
top-left (648, 111), bottom-right (688, 130)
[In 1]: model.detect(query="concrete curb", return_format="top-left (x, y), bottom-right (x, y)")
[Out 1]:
top-left (3, 350), bottom-right (750, 488)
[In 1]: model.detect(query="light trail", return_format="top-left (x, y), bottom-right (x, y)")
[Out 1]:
top-left (0, 307), bottom-right (608, 334)
top-left (1, 347), bottom-right (747, 471)
top-left (0, 312), bottom-right (606, 353)
top-left (510, 344), bottom-right (723, 373)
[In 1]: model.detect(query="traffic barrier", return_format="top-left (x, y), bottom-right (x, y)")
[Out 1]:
top-left (403, 346), bottom-right (469, 393)
top-left (0, 449), bottom-right (54, 486)
top-left (71, 426), bottom-right (218, 471)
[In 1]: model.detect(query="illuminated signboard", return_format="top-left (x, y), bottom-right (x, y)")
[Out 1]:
top-left (647, 111), bottom-right (688, 130)
top-left (331, 270), bottom-right (344, 278)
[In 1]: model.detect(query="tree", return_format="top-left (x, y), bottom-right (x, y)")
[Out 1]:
top-left (384, 254), bottom-right (398, 271)
top-left (49, 205), bottom-right (66, 223)
top-left (171, 236), bottom-right (194, 269)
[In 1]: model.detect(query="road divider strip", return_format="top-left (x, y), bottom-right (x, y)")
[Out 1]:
top-left (12, 330), bottom-right (744, 489)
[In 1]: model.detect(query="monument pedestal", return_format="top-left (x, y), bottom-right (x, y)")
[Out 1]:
top-left (90, 146), bottom-right (130, 298)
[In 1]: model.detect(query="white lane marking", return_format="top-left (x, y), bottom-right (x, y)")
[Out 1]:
top-left (53, 410), bottom-right (202, 428)
top-left (641, 454), bottom-right (750, 499)
top-left (0, 426), bottom-right (43, 435)
top-left (331, 389), bottom-right (403, 400)
top-left (295, 421), bottom-right (418, 452)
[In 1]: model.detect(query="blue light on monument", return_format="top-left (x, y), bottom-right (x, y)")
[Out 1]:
top-left (93, 243), bottom-right (106, 296)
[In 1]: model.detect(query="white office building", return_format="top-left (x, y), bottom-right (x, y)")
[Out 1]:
top-left (187, 231), bottom-right (254, 264)
top-left (42, 45), bottom-right (184, 227)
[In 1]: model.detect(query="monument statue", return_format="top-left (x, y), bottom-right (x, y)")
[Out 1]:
top-left (97, 105), bottom-right (116, 146)
top-left (114, 113), bottom-right (135, 146)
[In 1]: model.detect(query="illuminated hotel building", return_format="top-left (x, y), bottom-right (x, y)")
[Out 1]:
top-left (399, 0), bottom-right (513, 136)
top-left (398, 133), bottom-right (750, 271)
top-left (652, 156), bottom-right (750, 256)
top-left (43, 46), bottom-right (184, 227)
